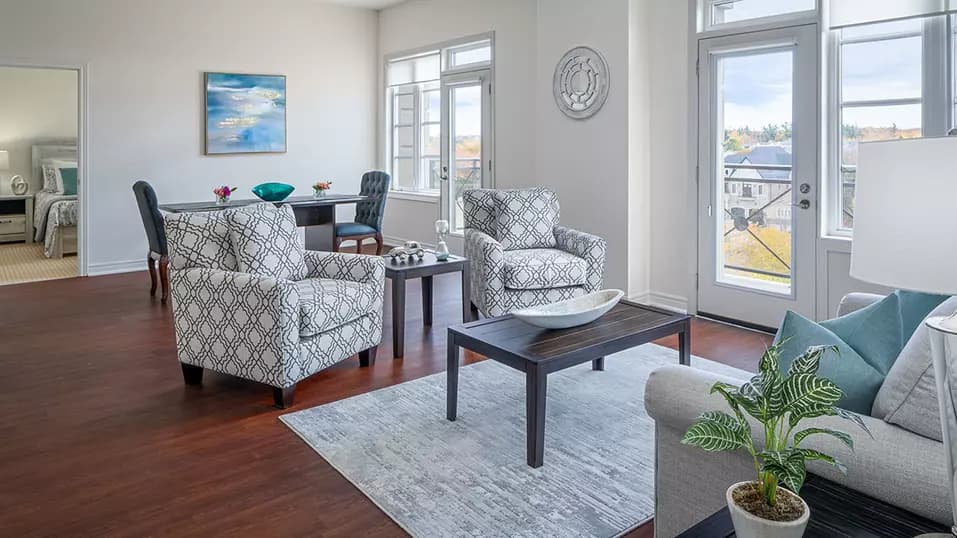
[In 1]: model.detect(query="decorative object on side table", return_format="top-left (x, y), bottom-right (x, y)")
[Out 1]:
top-left (204, 72), bottom-right (286, 155)
top-left (434, 219), bottom-right (450, 261)
top-left (386, 241), bottom-right (425, 263)
top-left (850, 136), bottom-right (957, 538)
top-left (312, 180), bottom-right (332, 198)
top-left (681, 343), bottom-right (870, 538)
top-left (252, 182), bottom-right (295, 202)
top-left (213, 185), bottom-right (236, 205)
top-left (512, 289), bottom-right (623, 329)
top-left (1, 150), bottom-right (28, 196)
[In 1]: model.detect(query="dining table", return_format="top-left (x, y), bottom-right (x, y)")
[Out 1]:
top-left (159, 194), bottom-right (367, 251)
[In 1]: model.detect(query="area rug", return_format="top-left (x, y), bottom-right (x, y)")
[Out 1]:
top-left (280, 344), bottom-right (749, 537)
top-left (0, 243), bottom-right (77, 285)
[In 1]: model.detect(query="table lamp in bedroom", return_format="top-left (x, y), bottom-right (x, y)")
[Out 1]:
top-left (850, 136), bottom-right (957, 537)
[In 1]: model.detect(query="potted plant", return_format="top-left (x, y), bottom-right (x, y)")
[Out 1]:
top-left (681, 344), bottom-right (871, 538)
top-left (213, 185), bottom-right (237, 205)
top-left (312, 180), bottom-right (332, 198)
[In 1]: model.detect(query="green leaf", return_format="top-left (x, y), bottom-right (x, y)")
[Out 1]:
top-left (794, 427), bottom-right (854, 450)
top-left (761, 450), bottom-right (807, 493)
top-left (780, 374), bottom-right (843, 414)
top-left (786, 345), bottom-right (837, 377)
top-left (836, 408), bottom-right (873, 439)
top-left (682, 420), bottom-right (748, 452)
top-left (799, 448), bottom-right (848, 474)
top-left (758, 343), bottom-right (782, 376)
top-left (738, 376), bottom-right (770, 419)
top-left (711, 382), bottom-right (748, 424)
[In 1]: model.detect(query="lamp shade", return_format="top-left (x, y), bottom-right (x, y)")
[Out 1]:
top-left (850, 137), bottom-right (957, 296)
top-left (0, 150), bottom-right (9, 171)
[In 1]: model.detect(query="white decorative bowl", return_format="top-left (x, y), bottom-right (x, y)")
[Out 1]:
top-left (512, 289), bottom-right (625, 329)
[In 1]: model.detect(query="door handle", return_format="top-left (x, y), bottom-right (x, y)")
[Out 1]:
top-left (439, 166), bottom-right (449, 182)
top-left (794, 199), bottom-right (811, 210)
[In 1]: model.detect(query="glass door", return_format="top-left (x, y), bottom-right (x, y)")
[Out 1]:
top-left (697, 25), bottom-right (818, 327)
top-left (439, 70), bottom-right (492, 235)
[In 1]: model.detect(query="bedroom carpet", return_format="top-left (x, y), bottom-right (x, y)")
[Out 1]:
top-left (280, 344), bottom-right (749, 538)
top-left (0, 243), bottom-right (77, 285)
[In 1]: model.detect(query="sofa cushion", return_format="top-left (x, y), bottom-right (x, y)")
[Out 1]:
top-left (227, 203), bottom-right (307, 281)
top-left (775, 311), bottom-right (886, 414)
top-left (296, 278), bottom-right (378, 337)
top-left (820, 292), bottom-right (903, 376)
top-left (873, 297), bottom-right (957, 441)
top-left (896, 290), bottom-right (950, 343)
top-left (493, 188), bottom-right (560, 250)
top-left (502, 248), bottom-right (587, 290)
top-left (165, 210), bottom-right (238, 272)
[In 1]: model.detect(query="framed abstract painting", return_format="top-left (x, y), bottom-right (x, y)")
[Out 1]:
top-left (204, 72), bottom-right (287, 155)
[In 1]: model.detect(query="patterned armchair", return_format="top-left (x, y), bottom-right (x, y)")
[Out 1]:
top-left (463, 187), bottom-right (607, 318)
top-left (165, 203), bottom-right (384, 408)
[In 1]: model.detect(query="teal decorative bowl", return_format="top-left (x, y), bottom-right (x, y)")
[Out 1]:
top-left (252, 182), bottom-right (295, 202)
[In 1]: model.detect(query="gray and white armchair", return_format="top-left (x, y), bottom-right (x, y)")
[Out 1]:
top-left (463, 187), bottom-right (607, 318)
top-left (165, 203), bottom-right (384, 408)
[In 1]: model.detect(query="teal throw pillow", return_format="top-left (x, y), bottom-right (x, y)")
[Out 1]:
top-left (820, 292), bottom-right (902, 376)
top-left (895, 290), bottom-right (950, 342)
top-left (775, 311), bottom-right (886, 414)
top-left (59, 167), bottom-right (78, 195)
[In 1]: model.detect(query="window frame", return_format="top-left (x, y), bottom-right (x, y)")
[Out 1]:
top-left (383, 33), bottom-right (493, 199)
top-left (701, 0), bottom-right (819, 34)
top-left (825, 15), bottom-right (952, 237)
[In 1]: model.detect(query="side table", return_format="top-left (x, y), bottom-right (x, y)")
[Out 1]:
top-left (384, 253), bottom-right (473, 358)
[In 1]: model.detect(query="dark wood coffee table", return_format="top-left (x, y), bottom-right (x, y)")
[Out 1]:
top-left (385, 253), bottom-right (472, 359)
top-left (446, 300), bottom-right (691, 467)
top-left (678, 474), bottom-right (948, 537)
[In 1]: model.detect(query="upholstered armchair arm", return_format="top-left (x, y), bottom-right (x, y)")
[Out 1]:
top-left (169, 267), bottom-right (302, 387)
top-left (303, 251), bottom-right (385, 286)
top-left (554, 225), bottom-right (607, 292)
top-left (464, 229), bottom-right (505, 316)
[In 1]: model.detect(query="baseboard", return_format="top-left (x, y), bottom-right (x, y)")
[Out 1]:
top-left (630, 291), bottom-right (689, 314)
top-left (87, 259), bottom-right (144, 276)
top-left (382, 234), bottom-right (436, 250)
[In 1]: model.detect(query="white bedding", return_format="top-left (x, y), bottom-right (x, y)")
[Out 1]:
top-left (34, 190), bottom-right (77, 258)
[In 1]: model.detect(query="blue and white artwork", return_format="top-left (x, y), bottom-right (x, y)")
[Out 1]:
top-left (205, 73), bottom-right (286, 155)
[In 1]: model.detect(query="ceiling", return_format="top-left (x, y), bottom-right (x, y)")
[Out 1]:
top-left (319, 0), bottom-right (408, 9)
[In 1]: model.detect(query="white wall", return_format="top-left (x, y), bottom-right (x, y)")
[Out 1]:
top-left (377, 0), bottom-right (538, 247)
top-left (0, 0), bottom-right (378, 274)
top-left (0, 67), bottom-right (78, 195)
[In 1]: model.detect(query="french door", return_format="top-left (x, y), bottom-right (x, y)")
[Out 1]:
top-left (696, 25), bottom-right (819, 327)
top-left (439, 69), bottom-right (493, 238)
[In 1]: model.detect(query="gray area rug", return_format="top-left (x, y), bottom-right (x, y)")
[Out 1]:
top-left (280, 344), bottom-right (748, 537)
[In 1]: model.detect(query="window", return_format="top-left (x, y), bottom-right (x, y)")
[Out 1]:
top-left (832, 16), bottom-right (950, 232)
top-left (707, 0), bottom-right (816, 29)
top-left (385, 38), bottom-right (492, 196)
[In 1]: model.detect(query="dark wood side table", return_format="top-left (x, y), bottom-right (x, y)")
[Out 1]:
top-left (385, 253), bottom-right (472, 358)
top-left (678, 474), bottom-right (949, 537)
top-left (447, 300), bottom-right (691, 468)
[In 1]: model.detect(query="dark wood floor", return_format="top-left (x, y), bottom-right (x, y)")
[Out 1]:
top-left (0, 259), bottom-right (772, 537)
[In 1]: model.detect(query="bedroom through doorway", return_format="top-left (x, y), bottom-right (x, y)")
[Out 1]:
top-left (0, 66), bottom-right (80, 285)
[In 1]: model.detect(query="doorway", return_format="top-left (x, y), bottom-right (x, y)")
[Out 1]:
top-left (696, 25), bottom-right (819, 327)
top-left (0, 65), bottom-right (82, 285)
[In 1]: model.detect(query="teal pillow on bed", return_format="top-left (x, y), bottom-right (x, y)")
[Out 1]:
top-left (775, 311), bottom-right (886, 414)
top-left (59, 167), bottom-right (77, 196)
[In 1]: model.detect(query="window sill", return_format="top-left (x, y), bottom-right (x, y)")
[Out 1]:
top-left (389, 191), bottom-right (439, 203)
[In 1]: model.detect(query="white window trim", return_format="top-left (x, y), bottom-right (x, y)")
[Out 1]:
top-left (383, 32), bottom-right (494, 197)
top-left (825, 15), bottom-right (953, 237)
top-left (699, 0), bottom-right (819, 36)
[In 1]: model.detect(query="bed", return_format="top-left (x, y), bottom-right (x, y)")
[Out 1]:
top-left (32, 143), bottom-right (78, 258)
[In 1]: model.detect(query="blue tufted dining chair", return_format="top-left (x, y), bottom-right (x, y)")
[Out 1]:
top-left (334, 171), bottom-right (391, 255)
top-left (132, 180), bottom-right (170, 304)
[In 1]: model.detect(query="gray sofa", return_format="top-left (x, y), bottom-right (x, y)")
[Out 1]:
top-left (646, 293), bottom-right (950, 537)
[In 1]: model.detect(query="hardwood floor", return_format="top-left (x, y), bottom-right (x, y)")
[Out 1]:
top-left (0, 262), bottom-right (772, 537)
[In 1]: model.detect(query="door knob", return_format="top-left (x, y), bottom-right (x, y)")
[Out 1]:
top-left (794, 199), bottom-right (811, 210)
top-left (440, 166), bottom-right (449, 182)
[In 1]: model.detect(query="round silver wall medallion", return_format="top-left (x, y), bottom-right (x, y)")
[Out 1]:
top-left (553, 46), bottom-right (610, 120)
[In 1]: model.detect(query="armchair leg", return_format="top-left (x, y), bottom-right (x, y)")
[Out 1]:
top-left (181, 363), bottom-right (203, 386)
top-left (358, 346), bottom-right (378, 367)
top-left (273, 385), bottom-right (296, 409)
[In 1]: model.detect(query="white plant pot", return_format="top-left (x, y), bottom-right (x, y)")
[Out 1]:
top-left (726, 482), bottom-right (810, 538)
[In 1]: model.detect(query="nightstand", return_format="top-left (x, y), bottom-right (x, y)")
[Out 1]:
top-left (0, 194), bottom-right (34, 243)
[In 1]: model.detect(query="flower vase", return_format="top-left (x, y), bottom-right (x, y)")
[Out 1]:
top-left (313, 189), bottom-right (327, 199)
top-left (216, 196), bottom-right (229, 205)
